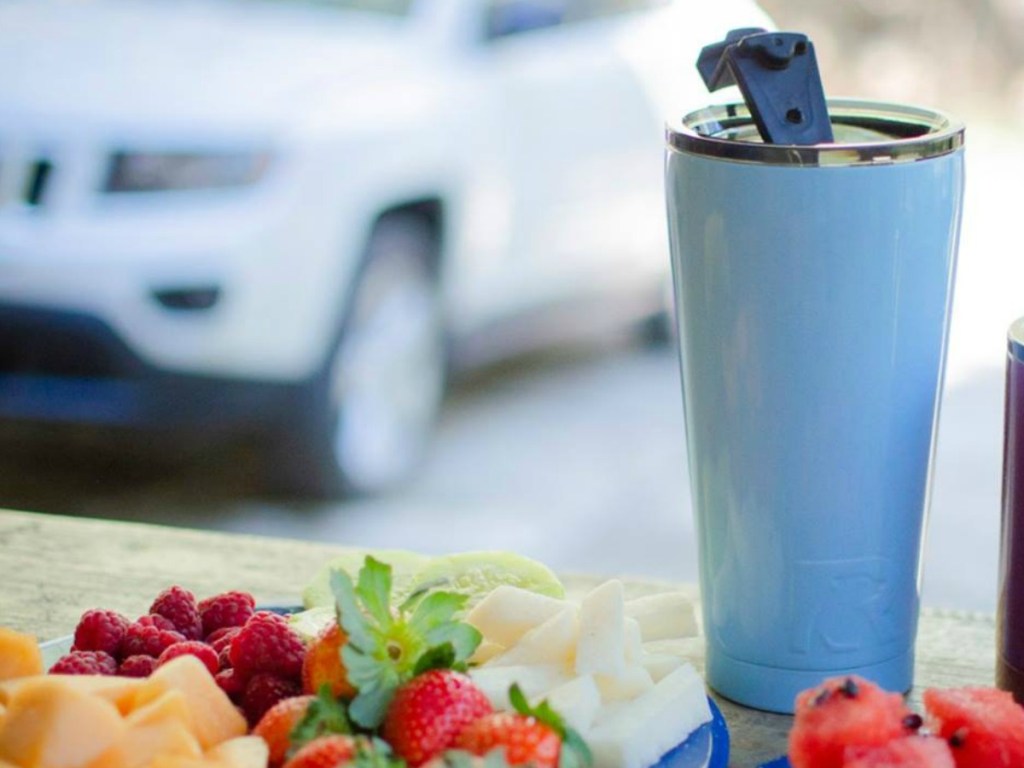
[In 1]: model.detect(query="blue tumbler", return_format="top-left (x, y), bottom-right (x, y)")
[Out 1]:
top-left (665, 32), bottom-right (965, 713)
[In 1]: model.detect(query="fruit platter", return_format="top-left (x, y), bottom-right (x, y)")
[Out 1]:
top-left (1, 547), bottom-right (1022, 768)
top-left (0, 551), bottom-right (726, 768)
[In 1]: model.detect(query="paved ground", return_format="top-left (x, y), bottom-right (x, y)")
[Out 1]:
top-left (0, 128), bottom-right (1015, 614)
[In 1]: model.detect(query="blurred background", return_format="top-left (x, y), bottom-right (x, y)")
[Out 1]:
top-left (0, 0), bottom-right (1018, 613)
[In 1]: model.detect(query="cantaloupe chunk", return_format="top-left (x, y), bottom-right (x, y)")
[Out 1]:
top-left (206, 736), bottom-right (270, 768)
top-left (124, 690), bottom-right (202, 768)
top-left (51, 675), bottom-right (144, 716)
top-left (147, 757), bottom-right (216, 768)
top-left (0, 677), bottom-right (127, 768)
top-left (132, 657), bottom-right (245, 750)
top-left (1, 675), bottom-right (144, 714)
top-left (0, 628), bottom-right (43, 682)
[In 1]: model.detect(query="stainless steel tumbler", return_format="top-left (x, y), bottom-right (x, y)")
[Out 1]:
top-left (665, 99), bottom-right (965, 713)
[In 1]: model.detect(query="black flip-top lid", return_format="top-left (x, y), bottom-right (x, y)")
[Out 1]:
top-left (697, 28), bottom-right (833, 145)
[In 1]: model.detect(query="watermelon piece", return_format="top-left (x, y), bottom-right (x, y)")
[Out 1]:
top-left (788, 676), bottom-right (914, 768)
top-left (923, 686), bottom-right (1024, 768)
top-left (843, 736), bottom-right (955, 767)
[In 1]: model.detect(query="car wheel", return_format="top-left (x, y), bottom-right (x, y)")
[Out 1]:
top-left (270, 213), bottom-right (446, 498)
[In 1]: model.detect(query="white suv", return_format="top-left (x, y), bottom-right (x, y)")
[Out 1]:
top-left (0, 0), bottom-right (770, 496)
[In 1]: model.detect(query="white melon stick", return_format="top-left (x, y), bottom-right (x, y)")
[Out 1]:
top-left (586, 663), bottom-right (712, 768)
top-left (486, 605), bottom-right (579, 668)
top-left (594, 663), bottom-right (655, 702)
top-left (470, 640), bottom-right (505, 665)
top-left (624, 618), bottom-right (643, 663)
top-left (575, 580), bottom-right (626, 678)
top-left (624, 592), bottom-right (699, 642)
top-left (469, 664), bottom-right (571, 710)
top-left (639, 651), bottom-right (685, 683)
top-left (531, 675), bottom-right (602, 734)
top-left (466, 585), bottom-right (567, 647)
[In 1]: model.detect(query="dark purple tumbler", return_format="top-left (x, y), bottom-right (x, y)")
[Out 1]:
top-left (999, 318), bottom-right (1024, 702)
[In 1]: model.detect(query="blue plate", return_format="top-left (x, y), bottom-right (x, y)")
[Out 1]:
top-left (41, 604), bottom-right (731, 768)
top-left (653, 697), bottom-right (730, 768)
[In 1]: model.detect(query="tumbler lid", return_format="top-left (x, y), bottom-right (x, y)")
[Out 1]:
top-left (696, 28), bottom-right (833, 145)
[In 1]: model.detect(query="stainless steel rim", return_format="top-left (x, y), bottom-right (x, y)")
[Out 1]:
top-left (667, 99), bottom-right (964, 167)
top-left (330, 256), bottom-right (444, 492)
top-left (1009, 317), bottom-right (1024, 363)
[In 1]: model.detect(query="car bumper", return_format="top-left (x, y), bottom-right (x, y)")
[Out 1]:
top-left (0, 304), bottom-right (307, 429)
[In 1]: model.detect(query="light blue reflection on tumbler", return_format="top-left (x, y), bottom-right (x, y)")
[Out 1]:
top-left (665, 101), bottom-right (965, 713)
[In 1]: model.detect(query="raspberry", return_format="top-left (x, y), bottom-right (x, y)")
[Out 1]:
top-left (157, 641), bottom-right (219, 675)
top-left (150, 586), bottom-right (203, 641)
top-left (241, 673), bottom-right (301, 727)
top-left (119, 655), bottom-right (158, 678)
top-left (207, 626), bottom-right (241, 656)
top-left (199, 591), bottom-right (255, 637)
top-left (50, 650), bottom-right (117, 676)
top-left (136, 613), bottom-right (176, 632)
top-left (122, 620), bottom-right (186, 658)
top-left (229, 611), bottom-right (305, 680)
top-left (73, 609), bottom-right (130, 659)
top-left (215, 667), bottom-right (246, 701)
top-left (218, 645), bottom-right (232, 671)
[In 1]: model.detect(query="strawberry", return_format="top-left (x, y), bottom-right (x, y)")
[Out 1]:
top-left (455, 685), bottom-right (592, 768)
top-left (282, 735), bottom-right (358, 768)
top-left (381, 670), bottom-right (493, 767)
top-left (329, 557), bottom-right (483, 730)
top-left (283, 736), bottom-right (402, 768)
top-left (254, 687), bottom-right (353, 767)
top-left (303, 623), bottom-right (356, 700)
top-left (254, 695), bottom-right (316, 767)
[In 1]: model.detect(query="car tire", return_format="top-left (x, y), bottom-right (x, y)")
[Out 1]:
top-left (268, 212), bottom-right (447, 498)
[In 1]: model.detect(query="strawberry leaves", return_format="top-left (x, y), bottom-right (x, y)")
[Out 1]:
top-left (289, 684), bottom-right (353, 753)
top-left (332, 556), bottom-right (483, 730)
top-left (508, 684), bottom-right (593, 768)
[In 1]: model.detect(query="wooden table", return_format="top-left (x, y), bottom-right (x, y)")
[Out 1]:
top-left (0, 509), bottom-right (997, 767)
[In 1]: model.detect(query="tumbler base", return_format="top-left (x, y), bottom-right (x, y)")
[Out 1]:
top-left (707, 648), bottom-right (915, 714)
top-left (997, 655), bottom-right (1024, 705)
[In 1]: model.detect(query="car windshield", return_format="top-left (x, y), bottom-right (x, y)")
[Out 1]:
top-left (254, 0), bottom-right (412, 14)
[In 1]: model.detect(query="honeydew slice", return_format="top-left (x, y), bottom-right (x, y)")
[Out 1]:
top-left (469, 664), bottom-right (571, 710)
top-left (532, 675), bottom-right (602, 733)
top-left (624, 592), bottom-right (698, 641)
top-left (411, 551), bottom-right (566, 607)
top-left (587, 664), bottom-right (711, 768)
top-left (466, 586), bottom-right (567, 647)
top-left (487, 606), bottom-right (578, 668)
top-left (302, 549), bottom-right (430, 608)
top-left (575, 580), bottom-right (626, 678)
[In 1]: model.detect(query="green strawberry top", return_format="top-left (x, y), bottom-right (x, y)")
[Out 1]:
top-left (331, 556), bottom-right (483, 729)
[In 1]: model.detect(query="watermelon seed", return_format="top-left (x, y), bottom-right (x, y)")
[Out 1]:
top-left (949, 726), bottom-right (969, 748)
top-left (840, 677), bottom-right (859, 698)
top-left (902, 713), bottom-right (923, 731)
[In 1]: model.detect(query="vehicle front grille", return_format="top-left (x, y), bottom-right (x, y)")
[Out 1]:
top-left (0, 306), bottom-right (146, 379)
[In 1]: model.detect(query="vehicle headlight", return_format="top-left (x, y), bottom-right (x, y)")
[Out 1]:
top-left (103, 151), bottom-right (273, 193)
